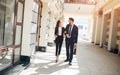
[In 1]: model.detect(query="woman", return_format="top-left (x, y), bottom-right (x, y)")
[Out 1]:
top-left (54, 20), bottom-right (65, 62)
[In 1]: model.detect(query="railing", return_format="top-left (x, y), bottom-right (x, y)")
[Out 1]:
top-left (0, 46), bottom-right (8, 60)
top-left (64, 0), bottom-right (97, 5)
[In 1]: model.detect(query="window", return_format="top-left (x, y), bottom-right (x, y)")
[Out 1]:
top-left (0, 0), bottom-right (15, 46)
top-left (78, 25), bottom-right (83, 29)
top-left (30, 2), bottom-right (38, 44)
top-left (17, 2), bottom-right (23, 23)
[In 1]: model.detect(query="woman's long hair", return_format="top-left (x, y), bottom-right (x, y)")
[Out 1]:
top-left (55, 20), bottom-right (61, 29)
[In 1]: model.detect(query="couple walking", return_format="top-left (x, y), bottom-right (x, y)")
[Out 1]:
top-left (54, 17), bottom-right (78, 65)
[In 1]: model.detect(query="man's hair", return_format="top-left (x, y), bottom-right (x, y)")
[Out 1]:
top-left (69, 17), bottom-right (74, 22)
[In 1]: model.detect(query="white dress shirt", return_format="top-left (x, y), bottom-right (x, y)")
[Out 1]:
top-left (58, 27), bottom-right (62, 36)
top-left (68, 24), bottom-right (74, 36)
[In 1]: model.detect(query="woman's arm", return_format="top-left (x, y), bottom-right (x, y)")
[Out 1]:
top-left (55, 27), bottom-right (58, 38)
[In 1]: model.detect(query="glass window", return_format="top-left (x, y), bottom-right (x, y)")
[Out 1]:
top-left (0, 11), bottom-right (5, 46)
top-left (0, 47), bottom-right (13, 71)
top-left (33, 2), bottom-right (38, 13)
top-left (30, 2), bottom-right (39, 45)
top-left (0, 0), bottom-right (15, 46)
top-left (32, 12), bottom-right (38, 23)
top-left (17, 2), bottom-right (23, 23)
top-left (30, 33), bottom-right (36, 44)
top-left (14, 48), bottom-right (20, 63)
top-left (31, 23), bottom-right (37, 33)
top-left (15, 25), bottom-right (22, 45)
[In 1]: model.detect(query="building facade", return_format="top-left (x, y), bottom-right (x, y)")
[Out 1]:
top-left (0, 0), bottom-right (64, 72)
top-left (92, 0), bottom-right (120, 54)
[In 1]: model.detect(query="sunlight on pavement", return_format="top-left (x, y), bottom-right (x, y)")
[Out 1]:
top-left (19, 46), bottom-right (80, 75)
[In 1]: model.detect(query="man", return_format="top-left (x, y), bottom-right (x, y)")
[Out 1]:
top-left (65, 17), bottom-right (78, 65)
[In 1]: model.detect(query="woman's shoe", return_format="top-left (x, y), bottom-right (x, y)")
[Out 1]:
top-left (55, 60), bottom-right (58, 63)
top-left (57, 56), bottom-right (59, 61)
top-left (55, 56), bottom-right (59, 63)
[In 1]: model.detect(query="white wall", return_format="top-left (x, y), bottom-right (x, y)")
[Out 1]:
top-left (91, 16), bottom-right (97, 43)
top-left (94, 16), bottom-right (102, 44)
top-left (48, 18), bottom-right (56, 43)
top-left (21, 0), bottom-right (34, 56)
top-left (39, 2), bottom-right (49, 47)
top-left (64, 3), bottom-right (95, 16)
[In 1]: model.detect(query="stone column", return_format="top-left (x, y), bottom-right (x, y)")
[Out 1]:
top-left (108, 10), bottom-right (118, 50)
top-left (47, 11), bottom-right (56, 46)
top-left (100, 14), bottom-right (107, 47)
top-left (21, 0), bottom-right (34, 61)
top-left (94, 14), bottom-right (102, 45)
top-left (91, 16), bottom-right (97, 43)
top-left (87, 17), bottom-right (93, 41)
top-left (38, 2), bottom-right (49, 51)
top-left (48, 18), bottom-right (56, 46)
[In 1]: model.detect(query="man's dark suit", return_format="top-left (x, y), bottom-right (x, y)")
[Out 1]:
top-left (65, 24), bottom-right (78, 63)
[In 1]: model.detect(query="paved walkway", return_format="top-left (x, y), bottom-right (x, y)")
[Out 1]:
top-left (7, 40), bottom-right (120, 75)
top-left (77, 40), bottom-right (120, 75)
top-left (20, 45), bottom-right (79, 75)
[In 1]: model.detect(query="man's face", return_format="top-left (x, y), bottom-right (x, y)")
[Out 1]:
top-left (68, 20), bottom-right (72, 24)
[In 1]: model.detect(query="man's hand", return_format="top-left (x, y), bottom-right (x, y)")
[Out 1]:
top-left (55, 35), bottom-right (58, 38)
top-left (74, 43), bottom-right (77, 48)
top-left (64, 31), bottom-right (67, 34)
top-left (66, 34), bottom-right (71, 38)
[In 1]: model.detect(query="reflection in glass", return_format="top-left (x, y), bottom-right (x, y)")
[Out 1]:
top-left (33, 2), bottom-right (38, 13)
top-left (30, 33), bottom-right (36, 44)
top-left (15, 26), bottom-right (22, 45)
top-left (0, 0), bottom-right (15, 46)
top-left (0, 48), bottom-right (13, 71)
top-left (32, 12), bottom-right (38, 23)
top-left (31, 2), bottom-right (38, 44)
top-left (0, 12), bottom-right (5, 46)
top-left (4, 15), bottom-right (14, 46)
top-left (17, 2), bottom-right (23, 23)
top-left (31, 23), bottom-right (37, 33)
top-left (14, 48), bottom-right (20, 63)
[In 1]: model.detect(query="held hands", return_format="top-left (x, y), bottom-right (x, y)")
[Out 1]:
top-left (55, 35), bottom-right (58, 38)
top-left (66, 34), bottom-right (71, 38)
top-left (64, 31), bottom-right (67, 34)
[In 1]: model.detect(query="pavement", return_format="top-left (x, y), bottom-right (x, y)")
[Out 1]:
top-left (3, 40), bottom-right (120, 75)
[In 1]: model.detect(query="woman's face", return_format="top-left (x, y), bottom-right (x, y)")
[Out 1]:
top-left (59, 22), bottom-right (63, 27)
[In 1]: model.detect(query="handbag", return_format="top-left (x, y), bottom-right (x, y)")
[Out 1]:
top-left (54, 39), bottom-right (56, 44)
top-left (73, 47), bottom-right (77, 55)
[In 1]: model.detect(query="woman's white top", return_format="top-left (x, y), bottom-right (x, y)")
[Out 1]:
top-left (58, 27), bottom-right (62, 36)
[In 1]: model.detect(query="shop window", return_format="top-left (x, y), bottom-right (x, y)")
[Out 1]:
top-left (0, 47), bottom-right (13, 71)
top-left (14, 48), bottom-right (20, 63)
top-left (0, 0), bottom-right (15, 46)
top-left (15, 25), bottom-right (22, 45)
top-left (30, 2), bottom-right (38, 45)
top-left (17, 2), bottom-right (23, 23)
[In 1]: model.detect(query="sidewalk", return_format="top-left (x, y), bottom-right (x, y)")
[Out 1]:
top-left (19, 46), bottom-right (80, 75)
top-left (4, 40), bottom-right (120, 75)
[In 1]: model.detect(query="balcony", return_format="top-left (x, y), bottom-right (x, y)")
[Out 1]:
top-left (64, 0), bottom-right (97, 5)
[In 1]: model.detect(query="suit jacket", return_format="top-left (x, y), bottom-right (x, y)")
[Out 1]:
top-left (55, 27), bottom-right (65, 37)
top-left (65, 24), bottom-right (78, 43)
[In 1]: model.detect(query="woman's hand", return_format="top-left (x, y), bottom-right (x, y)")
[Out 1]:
top-left (55, 35), bottom-right (58, 38)
top-left (66, 34), bottom-right (70, 38)
top-left (64, 31), bottom-right (67, 34)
